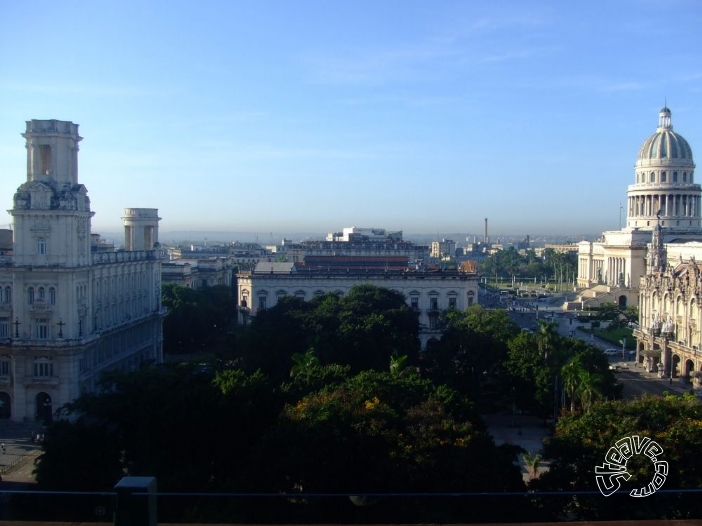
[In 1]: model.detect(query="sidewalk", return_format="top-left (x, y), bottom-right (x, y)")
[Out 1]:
top-left (0, 420), bottom-right (43, 485)
top-left (485, 413), bottom-right (551, 482)
top-left (623, 360), bottom-right (695, 396)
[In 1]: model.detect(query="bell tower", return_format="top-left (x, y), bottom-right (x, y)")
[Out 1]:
top-left (10, 120), bottom-right (94, 267)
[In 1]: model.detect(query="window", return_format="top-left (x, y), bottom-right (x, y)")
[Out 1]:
top-left (33, 357), bottom-right (53, 377)
top-left (662, 172), bottom-right (667, 182)
top-left (49, 287), bottom-right (56, 304)
top-left (39, 145), bottom-right (51, 174)
top-left (28, 287), bottom-right (34, 305)
top-left (4, 287), bottom-right (10, 304)
top-left (0, 318), bottom-right (8, 338)
top-left (37, 238), bottom-right (46, 255)
top-left (684, 172), bottom-right (688, 182)
top-left (258, 296), bottom-right (267, 310)
top-left (0, 356), bottom-right (9, 376)
top-left (38, 287), bottom-right (45, 300)
top-left (430, 298), bottom-right (438, 310)
top-left (410, 297), bottom-right (419, 310)
top-left (36, 318), bottom-right (49, 339)
top-left (650, 172), bottom-right (655, 183)
top-left (449, 297), bottom-right (457, 308)
top-left (429, 314), bottom-right (439, 329)
top-left (674, 172), bottom-right (678, 182)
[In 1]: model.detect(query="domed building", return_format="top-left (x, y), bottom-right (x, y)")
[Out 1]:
top-left (576, 107), bottom-right (701, 308)
top-left (628, 107), bottom-right (699, 232)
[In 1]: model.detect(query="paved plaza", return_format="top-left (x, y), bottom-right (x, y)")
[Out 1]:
top-left (0, 420), bottom-right (43, 486)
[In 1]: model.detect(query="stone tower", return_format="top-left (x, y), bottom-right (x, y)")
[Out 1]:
top-left (122, 208), bottom-right (161, 251)
top-left (10, 120), bottom-right (93, 268)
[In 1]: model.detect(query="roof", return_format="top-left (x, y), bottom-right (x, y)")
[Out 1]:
top-left (253, 262), bottom-right (296, 274)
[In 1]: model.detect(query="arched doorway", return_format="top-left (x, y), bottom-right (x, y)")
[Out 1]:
top-left (685, 359), bottom-right (695, 382)
top-left (618, 295), bottom-right (627, 308)
top-left (0, 392), bottom-right (10, 419)
top-left (672, 354), bottom-right (681, 378)
top-left (35, 392), bottom-right (52, 424)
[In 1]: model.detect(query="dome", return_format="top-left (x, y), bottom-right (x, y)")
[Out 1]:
top-left (637, 107), bottom-right (693, 162)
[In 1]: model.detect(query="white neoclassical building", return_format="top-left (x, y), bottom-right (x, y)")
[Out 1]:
top-left (237, 262), bottom-right (479, 348)
top-left (0, 120), bottom-right (166, 422)
top-left (576, 107), bottom-right (701, 308)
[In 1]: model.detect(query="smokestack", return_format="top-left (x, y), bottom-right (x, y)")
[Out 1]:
top-left (484, 218), bottom-right (489, 245)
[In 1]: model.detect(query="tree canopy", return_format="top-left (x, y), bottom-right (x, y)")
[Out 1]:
top-left (230, 284), bottom-right (420, 382)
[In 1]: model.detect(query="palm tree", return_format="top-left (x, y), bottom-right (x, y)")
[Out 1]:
top-left (578, 370), bottom-right (605, 412)
top-left (561, 359), bottom-right (583, 413)
top-left (536, 320), bottom-right (560, 363)
top-left (389, 354), bottom-right (409, 376)
top-left (522, 451), bottom-right (543, 479)
top-left (290, 348), bottom-right (320, 378)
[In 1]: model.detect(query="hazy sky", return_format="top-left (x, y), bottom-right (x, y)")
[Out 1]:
top-left (1, 0), bottom-right (701, 238)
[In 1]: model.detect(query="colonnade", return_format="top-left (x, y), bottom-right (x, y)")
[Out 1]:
top-left (606, 257), bottom-right (627, 286)
top-left (628, 193), bottom-right (700, 219)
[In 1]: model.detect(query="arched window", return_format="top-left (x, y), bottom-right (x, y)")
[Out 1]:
top-left (37, 238), bottom-right (46, 255)
top-left (674, 172), bottom-right (678, 182)
top-left (28, 287), bottom-right (34, 305)
top-left (38, 287), bottom-right (45, 300)
top-left (4, 287), bottom-right (10, 304)
top-left (49, 287), bottom-right (56, 304)
top-left (662, 171), bottom-right (667, 182)
top-left (684, 172), bottom-right (688, 182)
top-left (650, 172), bottom-right (655, 183)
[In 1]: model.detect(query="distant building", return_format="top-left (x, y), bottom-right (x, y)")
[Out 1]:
top-left (326, 227), bottom-right (403, 243)
top-left (430, 239), bottom-right (456, 260)
top-left (0, 120), bottom-right (165, 422)
top-left (236, 263), bottom-right (479, 348)
top-left (287, 227), bottom-right (429, 265)
top-left (162, 257), bottom-right (233, 290)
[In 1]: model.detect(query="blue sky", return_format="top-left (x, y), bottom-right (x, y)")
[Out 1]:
top-left (1, 0), bottom-right (701, 239)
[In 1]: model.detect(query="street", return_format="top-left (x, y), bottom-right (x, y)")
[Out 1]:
top-left (502, 293), bottom-right (694, 400)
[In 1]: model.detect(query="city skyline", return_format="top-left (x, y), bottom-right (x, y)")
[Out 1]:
top-left (1, 0), bottom-right (701, 236)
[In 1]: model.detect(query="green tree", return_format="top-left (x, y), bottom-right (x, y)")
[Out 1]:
top-left (522, 450), bottom-right (543, 479)
top-left (161, 283), bottom-right (235, 354)
top-left (427, 305), bottom-right (519, 405)
top-left (533, 394), bottom-right (702, 520)
top-left (35, 364), bottom-right (282, 493)
top-left (290, 348), bottom-right (321, 378)
top-left (257, 370), bottom-right (524, 498)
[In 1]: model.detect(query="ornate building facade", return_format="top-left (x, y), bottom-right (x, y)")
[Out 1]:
top-left (635, 235), bottom-right (702, 385)
top-left (0, 120), bottom-right (166, 422)
top-left (576, 107), bottom-right (701, 308)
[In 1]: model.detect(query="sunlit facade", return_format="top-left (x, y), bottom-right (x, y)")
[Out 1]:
top-left (0, 120), bottom-right (166, 422)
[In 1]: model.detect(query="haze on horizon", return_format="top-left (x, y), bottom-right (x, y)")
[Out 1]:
top-left (1, 0), bottom-right (701, 237)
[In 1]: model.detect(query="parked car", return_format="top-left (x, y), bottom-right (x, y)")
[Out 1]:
top-left (604, 348), bottom-right (620, 356)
